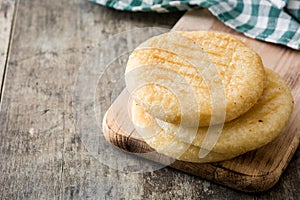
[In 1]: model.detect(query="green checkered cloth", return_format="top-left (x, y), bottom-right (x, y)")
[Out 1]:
top-left (90, 0), bottom-right (300, 50)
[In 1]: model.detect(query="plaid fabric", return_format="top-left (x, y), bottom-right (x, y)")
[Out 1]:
top-left (90, 0), bottom-right (300, 50)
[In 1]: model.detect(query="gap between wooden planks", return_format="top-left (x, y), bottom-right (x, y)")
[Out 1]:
top-left (0, 0), bottom-right (18, 101)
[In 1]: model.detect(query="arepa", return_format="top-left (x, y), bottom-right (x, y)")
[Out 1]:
top-left (131, 69), bottom-right (293, 163)
top-left (126, 31), bottom-right (265, 127)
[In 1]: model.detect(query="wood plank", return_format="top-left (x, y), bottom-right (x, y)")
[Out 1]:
top-left (0, 0), bottom-right (184, 199)
top-left (0, 0), bottom-right (16, 99)
top-left (103, 9), bottom-right (300, 193)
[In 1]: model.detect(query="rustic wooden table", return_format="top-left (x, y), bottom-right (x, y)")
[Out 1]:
top-left (0, 0), bottom-right (298, 199)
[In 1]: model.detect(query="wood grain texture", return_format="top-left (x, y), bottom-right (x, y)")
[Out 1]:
top-left (0, 0), bottom-right (16, 98)
top-left (103, 9), bottom-right (300, 195)
top-left (0, 0), bottom-right (298, 198)
top-left (0, 0), bottom-right (183, 199)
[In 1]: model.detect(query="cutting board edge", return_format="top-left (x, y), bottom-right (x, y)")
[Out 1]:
top-left (102, 109), bottom-right (299, 192)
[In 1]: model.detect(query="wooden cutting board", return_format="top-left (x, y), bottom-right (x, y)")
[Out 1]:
top-left (102, 9), bottom-right (300, 192)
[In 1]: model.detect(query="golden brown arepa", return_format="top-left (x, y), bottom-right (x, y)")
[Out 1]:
top-left (131, 69), bottom-right (293, 163)
top-left (126, 31), bottom-right (265, 127)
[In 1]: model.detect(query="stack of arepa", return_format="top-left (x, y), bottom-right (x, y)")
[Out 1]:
top-left (125, 31), bottom-right (294, 163)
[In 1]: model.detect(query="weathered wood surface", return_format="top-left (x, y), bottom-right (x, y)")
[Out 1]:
top-left (0, 0), bottom-right (16, 98)
top-left (0, 0), bottom-right (298, 199)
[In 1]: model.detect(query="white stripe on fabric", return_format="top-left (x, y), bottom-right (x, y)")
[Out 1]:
top-left (266, 14), bottom-right (291, 42)
top-left (287, 26), bottom-right (300, 49)
top-left (209, 1), bottom-right (234, 16)
top-left (189, 0), bottom-right (205, 6)
top-left (169, 1), bottom-right (181, 6)
top-left (96, 0), bottom-right (111, 6)
top-left (152, 4), bottom-right (167, 12)
top-left (286, 0), bottom-right (300, 9)
top-left (142, 0), bottom-right (155, 6)
top-left (224, 0), bottom-right (253, 27)
top-left (269, 0), bottom-right (286, 9)
top-left (132, 6), bottom-right (144, 11)
top-left (114, 1), bottom-right (131, 10)
top-left (243, 1), bottom-right (271, 37)
top-left (255, 16), bottom-right (270, 29)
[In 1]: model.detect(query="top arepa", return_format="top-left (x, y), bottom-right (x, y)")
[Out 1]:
top-left (125, 31), bottom-right (265, 127)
